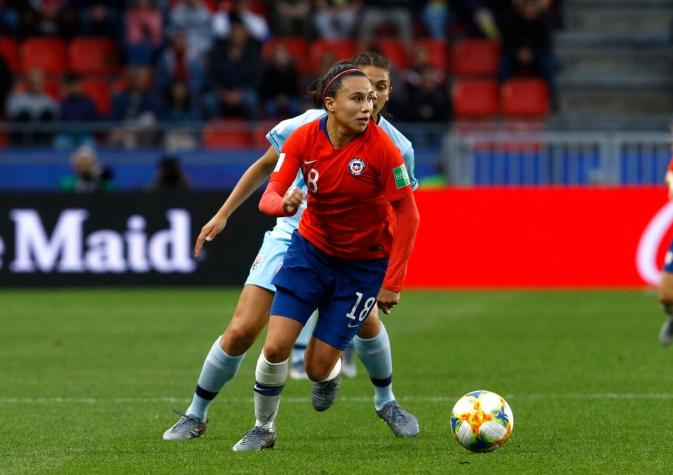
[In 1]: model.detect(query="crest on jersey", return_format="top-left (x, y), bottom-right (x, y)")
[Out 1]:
top-left (348, 158), bottom-right (366, 176)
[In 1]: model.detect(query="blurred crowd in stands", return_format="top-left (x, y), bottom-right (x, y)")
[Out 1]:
top-left (0, 0), bottom-right (562, 148)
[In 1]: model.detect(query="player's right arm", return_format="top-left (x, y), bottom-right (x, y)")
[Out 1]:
top-left (259, 132), bottom-right (305, 217)
top-left (194, 146), bottom-right (279, 257)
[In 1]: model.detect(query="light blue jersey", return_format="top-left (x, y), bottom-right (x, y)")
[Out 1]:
top-left (265, 108), bottom-right (418, 240)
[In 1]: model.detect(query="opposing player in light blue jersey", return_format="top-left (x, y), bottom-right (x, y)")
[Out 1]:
top-left (163, 52), bottom-right (420, 442)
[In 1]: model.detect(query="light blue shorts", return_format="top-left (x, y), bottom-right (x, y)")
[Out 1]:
top-left (244, 231), bottom-right (292, 292)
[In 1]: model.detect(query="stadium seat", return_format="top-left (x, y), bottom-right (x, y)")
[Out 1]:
top-left (81, 77), bottom-right (111, 117)
top-left (0, 37), bottom-right (19, 72)
top-left (373, 39), bottom-right (407, 71)
top-left (252, 121), bottom-right (276, 148)
top-left (21, 37), bottom-right (67, 74)
top-left (68, 38), bottom-right (119, 75)
top-left (203, 120), bottom-right (252, 149)
top-left (452, 79), bottom-right (499, 118)
top-left (308, 40), bottom-right (357, 71)
top-left (453, 39), bottom-right (500, 77)
top-left (410, 39), bottom-right (449, 73)
top-left (262, 37), bottom-right (309, 74)
top-left (500, 78), bottom-right (550, 118)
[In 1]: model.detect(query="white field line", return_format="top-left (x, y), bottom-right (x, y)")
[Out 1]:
top-left (1, 393), bottom-right (673, 405)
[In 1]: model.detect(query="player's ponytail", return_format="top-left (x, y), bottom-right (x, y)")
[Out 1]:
top-left (308, 62), bottom-right (367, 109)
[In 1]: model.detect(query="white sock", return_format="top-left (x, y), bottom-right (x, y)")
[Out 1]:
top-left (318, 358), bottom-right (341, 382)
top-left (253, 352), bottom-right (288, 430)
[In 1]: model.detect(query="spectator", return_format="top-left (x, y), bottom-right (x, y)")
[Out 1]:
top-left (0, 0), bottom-right (21, 36)
top-left (76, 1), bottom-right (121, 39)
top-left (205, 21), bottom-right (261, 120)
top-left (313, 0), bottom-right (361, 40)
top-left (147, 154), bottom-right (191, 191)
top-left (421, 0), bottom-right (449, 40)
top-left (403, 64), bottom-right (451, 124)
top-left (448, 0), bottom-right (504, 40)
top-left (55, 74), bottom-right (99, 148)
top-left (266, 0), bottom-right (312, 37)
top-left (6, 68), bottom-right (58, 145)
top-left (499, 0), bottom-right (556, 107)
top-left (358, 0), bottom-right (413, 47)
top-left (109, 65), bottom-right (162, 147)
top-left (0, 54), bottom-right (12, 118)
top-left (19, 0), bottom-right (77, 37)
top-left (124, 0), bottom-right (163, 65)
top-left (212, 0), bottom-right (270, 42)
top-left (60, 145), bottom-right (114, 192)
top-left (60, 75), bottom-right (98, 122)
top-left (156, 29), bottom-right (206, 95)
top-left (258, 43), bottom-right (301, 119)
top-left (160, 80), bottom-right (202, 150)
top-left (169, 0), bottom-right (213, 60)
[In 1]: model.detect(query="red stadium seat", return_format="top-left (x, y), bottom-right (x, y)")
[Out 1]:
top-left (252, 120), bottom-right (276, 148)
top-left (373, 39), bottom-right (407, 71)
top-left (262, 37), bottom-right (309, 73)
top-left (453, 39), bottom-right (500, 77)
top-left (410, 39), bottom-right (449, 73)
top-left (81, 77), bottom-right (111, 117)
top-left (203, 120), bottom-right (252, 149)
top-left (0, 37), bottom-right (19, 72)
top-left (452, 79), bottom-right (499, 118)
top-left (500, 78), bottom-right (550, 118)
top-left (68, 38), bottom-right (119, 75)
top-left (308, 40), bottom-right (357, 71)
top-left (21, 37), bottom-right (67, 74)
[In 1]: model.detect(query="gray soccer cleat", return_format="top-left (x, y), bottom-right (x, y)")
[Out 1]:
top-left (376, 401), bottom-right (420, 438)
top-left (162, 411), bottom-right (207, 440)
top-left (312, 376), bottom-right (340, 412)
top-left (340, 345), bottom-right (357, 378)
top-left (659, 317), bottom-right (673, 346)
top-left (232, 426), bottom-right (276, 452)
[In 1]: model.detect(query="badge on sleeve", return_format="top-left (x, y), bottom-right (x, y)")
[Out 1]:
top-left (393, 164), bottom-right (410, 189)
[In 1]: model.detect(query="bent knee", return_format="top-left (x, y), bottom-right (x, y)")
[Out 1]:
top-left (262, 342), bottom-right (291, 363)
top-left (222, 321), bottom-right (259, 354)
top-left (305, 361), bottom-right (334, 382)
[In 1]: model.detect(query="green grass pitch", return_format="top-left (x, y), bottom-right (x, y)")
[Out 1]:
top-left (1, 288), bottom-right (672, 474)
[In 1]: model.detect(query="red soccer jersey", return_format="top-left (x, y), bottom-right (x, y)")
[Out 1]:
top-left (269, 117), bottom-right (413, 260)
top-left (668, 155), bottom-right (673, 172)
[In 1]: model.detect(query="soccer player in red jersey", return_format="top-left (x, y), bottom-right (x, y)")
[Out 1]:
top-left (658, 156), bottom-right (673, 344)
top-left (232, 63), bottom-right (420, 451)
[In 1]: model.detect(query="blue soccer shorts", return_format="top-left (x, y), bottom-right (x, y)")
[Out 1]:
top-left (245, 231), bottom-right (292, 292)
top-left (271, 232), bottom-right (388, 350)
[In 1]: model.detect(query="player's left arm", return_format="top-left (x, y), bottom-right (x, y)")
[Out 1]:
top-left (378, 193), bottom-right (420, 314)
top-left (376, 141), bottom-right (420, 314)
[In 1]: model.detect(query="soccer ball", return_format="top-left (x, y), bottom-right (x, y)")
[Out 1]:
top-left (450, 390), bottom-right (514, 452)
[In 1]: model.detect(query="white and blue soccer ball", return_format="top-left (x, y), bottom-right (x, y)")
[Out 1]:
top-left (450, 390), bottom-right (514, 452)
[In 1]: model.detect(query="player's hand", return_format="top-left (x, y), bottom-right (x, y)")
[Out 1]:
top-left (194, 214), bottom-right (228, 257)
top-left (377, 288), bottom-right (400, 315)
top-left (283, 186), bottom-right (305, 214)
